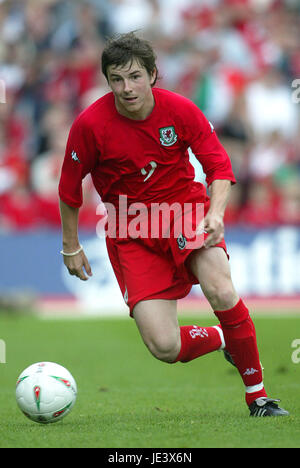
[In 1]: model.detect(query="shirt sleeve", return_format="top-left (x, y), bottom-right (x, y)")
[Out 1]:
top-left (182, 100), bottom-right (236, 187)
top-left (58, 115), bottom-right (98, 207)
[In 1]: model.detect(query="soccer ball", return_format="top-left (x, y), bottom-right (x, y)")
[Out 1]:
top-left (16, 362), bottom-right (77, 424)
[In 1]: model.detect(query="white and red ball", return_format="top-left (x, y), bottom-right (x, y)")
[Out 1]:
top-left (16, 362), bottom-right (77, 424)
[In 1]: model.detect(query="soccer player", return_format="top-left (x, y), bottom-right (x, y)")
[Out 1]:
top-left (59, 32), bottom-right (288, 417)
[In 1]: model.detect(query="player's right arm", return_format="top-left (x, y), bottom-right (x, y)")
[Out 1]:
top-left (58, 114), bottom-right (98, 280)
top-left (59, 200), bottom-right (92, 281)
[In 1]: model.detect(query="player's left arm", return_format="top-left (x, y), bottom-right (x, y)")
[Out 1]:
top-left (183, 101), bottom-right (236, 248)
top-left (203, 179), bottom-right (231, 248)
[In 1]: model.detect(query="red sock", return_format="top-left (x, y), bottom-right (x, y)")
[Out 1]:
top-left (214, 299), bottom-right (267, 406)
top-left (174, 325), bottom-right (224, 363)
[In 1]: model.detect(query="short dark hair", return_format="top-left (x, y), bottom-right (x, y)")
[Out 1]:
top-left (101, 32), bottom-right (158, 87)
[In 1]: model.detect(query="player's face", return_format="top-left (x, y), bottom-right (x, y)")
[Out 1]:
top-left (107, 59), bottom-right (156, 120)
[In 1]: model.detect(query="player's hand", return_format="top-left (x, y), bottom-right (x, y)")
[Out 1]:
top-left (203, 212), bottom-right (224, 249)
top-left (63, 250), bottom-right (93, 281)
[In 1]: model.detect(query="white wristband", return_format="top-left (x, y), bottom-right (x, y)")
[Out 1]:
top-left (60, 245), bottom-right (83, 256)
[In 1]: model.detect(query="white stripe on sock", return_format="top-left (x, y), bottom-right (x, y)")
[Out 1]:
top-left (245, 382), bottom-right (264, 394)
top-left (213, 326), bottom-right (225, 350)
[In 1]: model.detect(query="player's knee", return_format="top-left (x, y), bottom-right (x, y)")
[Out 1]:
top-left (204, 282), bottom-right (238, 311)
top-left (146, 337), bottom-right (180, 363)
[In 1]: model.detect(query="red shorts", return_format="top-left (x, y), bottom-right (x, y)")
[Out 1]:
top-left (105, 190), bottom-right (228, 316)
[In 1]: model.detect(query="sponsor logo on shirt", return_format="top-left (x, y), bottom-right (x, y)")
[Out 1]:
top-left (159, 126), bottom-right (178, 147)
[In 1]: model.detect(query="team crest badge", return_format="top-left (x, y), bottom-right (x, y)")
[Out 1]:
top-left (177, 234), bottom-right (187, 250)
top-left (159, 126), bottom-right (178, 147)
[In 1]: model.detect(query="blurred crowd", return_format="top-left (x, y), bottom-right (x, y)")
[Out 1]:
top-left (0, 0), bottom-right (300, 231)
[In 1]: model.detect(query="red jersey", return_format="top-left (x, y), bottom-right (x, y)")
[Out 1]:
top-left (59, 88), bottom-right (235, 208)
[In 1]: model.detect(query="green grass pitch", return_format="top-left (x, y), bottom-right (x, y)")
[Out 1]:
top-left (0, 312), bottom-right (299, 448)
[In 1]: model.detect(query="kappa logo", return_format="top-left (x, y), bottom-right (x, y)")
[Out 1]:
top-left (71, 150), bottom-right (81, 163)
top-left (159, 126), bottom-right (178, 147)
top-left (243, 368), bottom-right (259, 376)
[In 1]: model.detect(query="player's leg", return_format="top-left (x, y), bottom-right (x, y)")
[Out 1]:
top-left (187, 246), bottom-right (267, 406)
top-left (133, 299), bottom-right (224, 364)
top-left (133, 299), bottom-right (180, 363)
top-left (188, 246), bottom-right (239, 310)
